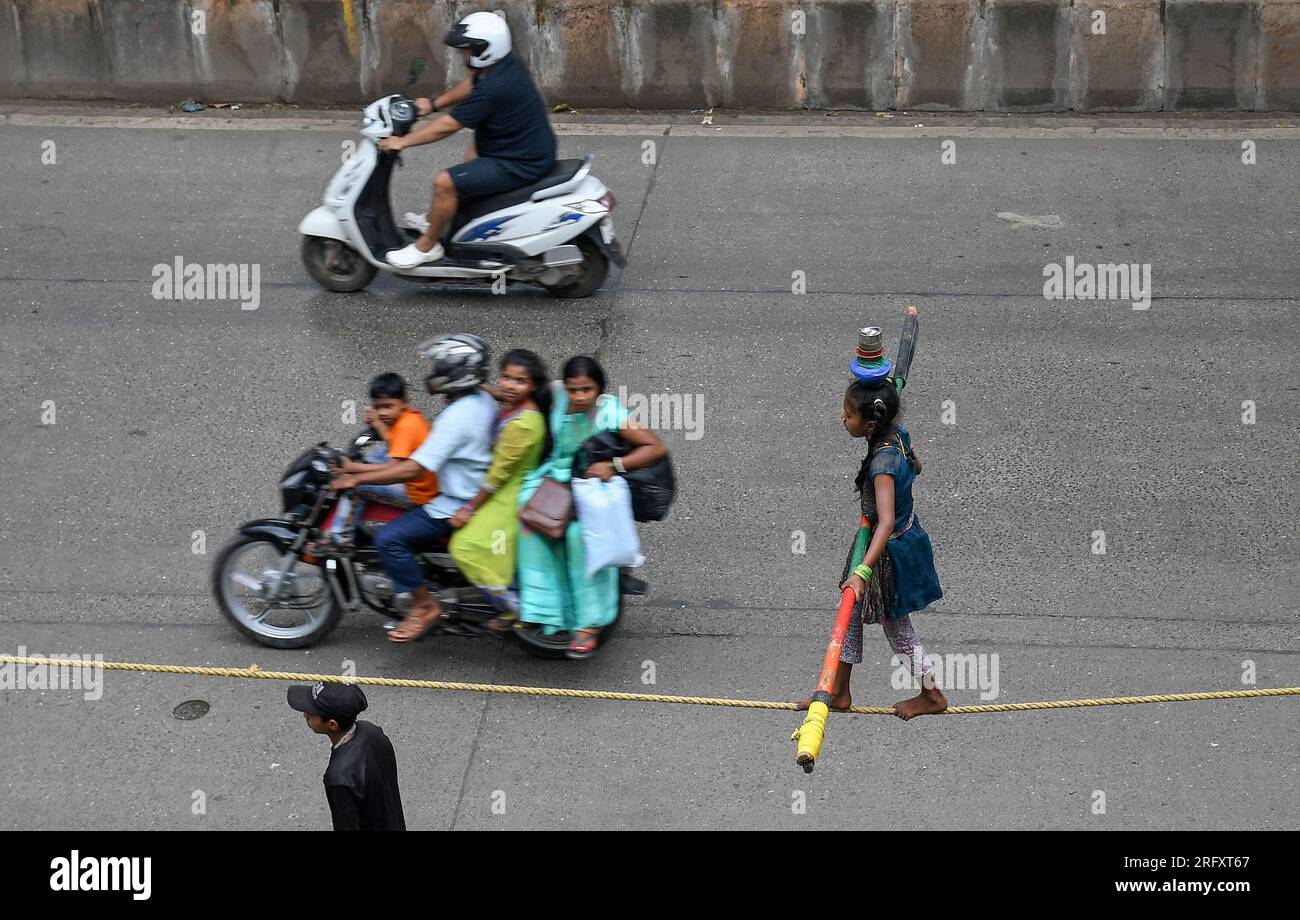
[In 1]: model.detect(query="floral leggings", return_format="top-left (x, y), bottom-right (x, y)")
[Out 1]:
top-left (841, 613), bottom-right (933, 680)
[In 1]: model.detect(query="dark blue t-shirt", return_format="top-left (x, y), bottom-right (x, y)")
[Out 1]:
top-left (451, 52), bottom-right (556, 177)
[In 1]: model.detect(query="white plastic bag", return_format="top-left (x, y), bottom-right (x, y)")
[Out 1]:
top-left (571, 476), bottom-right (645, 577)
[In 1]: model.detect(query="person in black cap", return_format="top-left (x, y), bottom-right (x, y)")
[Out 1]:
top-left (287, 682), bottom-right (406, 831)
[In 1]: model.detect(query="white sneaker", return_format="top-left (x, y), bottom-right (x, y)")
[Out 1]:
top-left (400, 211), bottom-right (431, 233)
top-left (387, 242), bottom-right (444, 269)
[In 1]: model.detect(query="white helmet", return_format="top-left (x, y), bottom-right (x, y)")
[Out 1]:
top-left (445, 11), bottom-right (511, 68)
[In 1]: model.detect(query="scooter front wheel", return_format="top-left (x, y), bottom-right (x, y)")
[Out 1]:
top-left (302, 235), bottom-right (378, 292)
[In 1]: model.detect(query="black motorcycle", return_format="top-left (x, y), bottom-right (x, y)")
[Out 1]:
top-left (213, 429), bottom-right (641, 654)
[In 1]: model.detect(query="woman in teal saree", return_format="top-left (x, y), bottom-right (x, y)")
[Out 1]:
top-left (516, 356), bottom-right (667, 660)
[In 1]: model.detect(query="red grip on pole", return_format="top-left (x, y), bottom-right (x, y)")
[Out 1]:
top-left (813, 588), bottom-right (858, 696)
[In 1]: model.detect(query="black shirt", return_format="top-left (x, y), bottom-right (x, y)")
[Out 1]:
top-left (323, 721), bottom-right (406, 831)
top-left (451, 52), bottom-right (557, 174)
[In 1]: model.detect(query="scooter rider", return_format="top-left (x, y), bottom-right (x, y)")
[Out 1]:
top-left (379, 11), bottom-right (558, 270)
top-left (329, 334), bottom-right (498, 643)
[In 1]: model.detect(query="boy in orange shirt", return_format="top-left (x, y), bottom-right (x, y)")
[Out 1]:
top-left (326, 373), bottom-right (439, 546)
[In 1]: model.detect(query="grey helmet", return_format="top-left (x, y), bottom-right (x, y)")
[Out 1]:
top-left (419, 333), bottom-right (489, 395)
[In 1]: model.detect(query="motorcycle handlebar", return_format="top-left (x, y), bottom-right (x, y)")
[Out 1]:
top-left (388, 95), bottom-right (416, 137)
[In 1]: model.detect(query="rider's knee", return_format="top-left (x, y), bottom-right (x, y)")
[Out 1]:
top-left (434, 171), bottom-right (456, 195)
top-left (374, 527), bottom-right (400, 555)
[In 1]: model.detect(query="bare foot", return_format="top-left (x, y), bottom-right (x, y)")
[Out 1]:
top-left (893, 687), bottom-right (948, 720)
top-left (794, 693), bottom-right (852, 712)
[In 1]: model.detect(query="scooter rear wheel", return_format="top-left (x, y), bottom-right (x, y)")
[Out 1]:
top-left (302, 235), bottom-right (378, 293)
top-left (538, 235), bottom-right (608, 299)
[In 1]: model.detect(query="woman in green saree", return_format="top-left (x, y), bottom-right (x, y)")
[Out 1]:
top-left (515, 356), bottom-right (667, 660)
top-left (449, 349), bottom-right (549, 615)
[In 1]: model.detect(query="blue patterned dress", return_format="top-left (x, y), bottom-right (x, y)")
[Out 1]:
top-left (841, 425), bottom-right (943, 624)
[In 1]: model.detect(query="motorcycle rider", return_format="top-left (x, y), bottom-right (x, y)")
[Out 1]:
top-left (379, 11), bottom-right (558, 269)
top-left (329, 334), bottom-right (498, 642)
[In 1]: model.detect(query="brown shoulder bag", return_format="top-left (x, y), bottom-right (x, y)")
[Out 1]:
top-left (518, 477), bottom-right (573, 540)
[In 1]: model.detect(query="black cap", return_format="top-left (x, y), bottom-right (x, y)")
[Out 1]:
top-left (287, 682), bottom-right (367, 721)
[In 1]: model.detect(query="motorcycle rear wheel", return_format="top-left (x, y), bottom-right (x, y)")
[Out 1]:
top-left (513, 591), bottom-right (623, 659)
top-left (214, 534), bottom-right (342, 649)
top-left (302, 235), bottom-right (378, 293)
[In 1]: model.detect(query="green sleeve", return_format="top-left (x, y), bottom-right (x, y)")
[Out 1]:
top-left (483, 417), bottom-right (541, 492)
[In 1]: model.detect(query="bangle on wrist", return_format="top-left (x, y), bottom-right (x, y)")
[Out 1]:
top-left (612, 457), bottom-right (627, 474)
top-left (853, 563), bottom-right (872, 581)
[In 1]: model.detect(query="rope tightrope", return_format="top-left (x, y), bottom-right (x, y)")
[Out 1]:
top-left (1, 655), bottom-right (1296, 715)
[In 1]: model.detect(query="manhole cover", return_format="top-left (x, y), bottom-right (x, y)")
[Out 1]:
top-left (173, 700), bottom-right (210, 721)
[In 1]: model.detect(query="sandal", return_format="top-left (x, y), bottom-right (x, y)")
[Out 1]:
top-left (388, 604), bottom-right (442, 643)
top-left (565, 628), bottom-right (600, 660)
top-left (485, 613), bottom-right (518, 636)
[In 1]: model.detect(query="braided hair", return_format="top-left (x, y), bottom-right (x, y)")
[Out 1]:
top-left (846, 378), bottom-right (900, 493)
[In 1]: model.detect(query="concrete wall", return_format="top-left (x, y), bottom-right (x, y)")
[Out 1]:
top-left (1, 0), bottom-right (1297, 111)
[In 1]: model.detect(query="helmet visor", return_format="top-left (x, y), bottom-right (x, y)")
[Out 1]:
top-left (444, 24), bottom-right (489, 58)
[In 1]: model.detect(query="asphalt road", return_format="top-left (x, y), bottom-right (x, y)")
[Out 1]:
top-left (1, 105), bottom-right (1297, 830)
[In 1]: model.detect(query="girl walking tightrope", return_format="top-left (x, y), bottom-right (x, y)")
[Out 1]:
top-left (797, 348), bottom-right (947, 720)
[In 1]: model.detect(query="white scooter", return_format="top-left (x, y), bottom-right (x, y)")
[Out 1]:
top-left (298, 94), bottom-right (624, 298)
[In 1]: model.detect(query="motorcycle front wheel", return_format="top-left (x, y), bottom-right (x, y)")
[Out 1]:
top-left (302, 235), bottom-right (378, 292)
top-left (213, 534), bottom-right (342, 649)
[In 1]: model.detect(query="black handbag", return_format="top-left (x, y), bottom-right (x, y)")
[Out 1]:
top-left (578, 431), bottom-right (676, 522)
